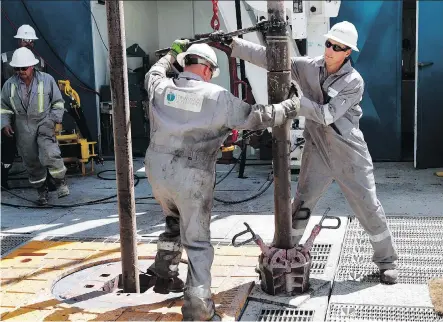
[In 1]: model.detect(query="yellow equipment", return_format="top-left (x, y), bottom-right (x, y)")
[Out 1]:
top-left (57, 80), bottom-right (99, 175)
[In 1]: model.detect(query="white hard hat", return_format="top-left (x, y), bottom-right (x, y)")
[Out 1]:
top-left (9, 47), bottom-right (39, 67)
top-left (14, 24), bottom-right (38, 40)
top-left (177, 43), bottom-right (220, 78)
top-left (324, 21), bottom-right (359, 52)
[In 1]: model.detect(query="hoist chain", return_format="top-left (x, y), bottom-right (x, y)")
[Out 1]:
top-left (210, 0), bottom-right (220, 31)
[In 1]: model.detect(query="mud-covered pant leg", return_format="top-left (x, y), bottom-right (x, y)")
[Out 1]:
top-left (16, 129), bottom-right (47, 188)
top-left (335, 164), bottom-right (398, 270)
top-left (37, 120), bottom-right (66, 180)
top-left (291, 143), bottom-right (334, 245)
top-left (145, 156), bottom-right (183, 278)
top-left (151, 215), bottom-right (183, 278)
top-left (179, 170), bottom-right (215, 321)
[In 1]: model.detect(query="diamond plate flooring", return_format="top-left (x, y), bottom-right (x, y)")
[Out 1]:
top-left (0, 234), bottom-right (33, 256)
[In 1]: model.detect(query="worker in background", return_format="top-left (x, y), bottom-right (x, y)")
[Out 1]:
top-left (210, 21), bottom-right (399, 284)
top-left (1, 47), bottom-right (68, 205)
top-left (144, 39), bottom-right (300, 320)
top-left (1, 24), bottom-right (47, 189)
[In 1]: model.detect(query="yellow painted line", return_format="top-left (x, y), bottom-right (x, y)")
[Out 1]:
top-left (2, 307), bottom-right (58, 321)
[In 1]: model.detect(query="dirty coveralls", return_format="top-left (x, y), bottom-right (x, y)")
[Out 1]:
top-left (230, 38), bottom-right (398, 270)
top-left (1, 71), bottom-right (66, 189)
top-left (1, 50), bottom-right (46, 187)
top-left (144, 55), bottom-right (296, 320)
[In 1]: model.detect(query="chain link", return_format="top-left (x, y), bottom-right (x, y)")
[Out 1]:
top-left (210, 0), bottom-right (220, 31)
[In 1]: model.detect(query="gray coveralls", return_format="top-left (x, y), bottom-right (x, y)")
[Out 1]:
top-left (145, 55), bottom-right (295, 321)
top-left (1, 50), bottom-right (45, 185)
top-left (230, 38), bottom-right (398, 270)
top-left (1, 71), bottom-right (66, 188)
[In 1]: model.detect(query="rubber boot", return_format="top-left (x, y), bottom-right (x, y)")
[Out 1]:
top-left (55, 178), bottom-right (70, 198)
top-left (46, 172), bottom-right (57, 192)
top-left (146, 267), bottom-right (185, 294)
top-left (37, 184), bottom-right (49, 205)
top-left (153, 276), bottom-right (185, 294)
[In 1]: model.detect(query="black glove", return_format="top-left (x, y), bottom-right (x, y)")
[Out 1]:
top-left (288, 80), bottom-right (299, 100)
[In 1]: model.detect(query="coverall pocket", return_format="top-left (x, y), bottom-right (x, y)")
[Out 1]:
top-left (38, 121), bottom-right (56, 139)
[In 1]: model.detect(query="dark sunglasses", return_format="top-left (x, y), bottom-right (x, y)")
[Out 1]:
top-left (325, 40), bottom-right (350, 52)
top-left (14, 67), bottom-right (30, 72)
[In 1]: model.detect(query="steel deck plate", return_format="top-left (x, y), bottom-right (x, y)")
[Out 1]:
top-left (1, 234), bottom-right (32, 256)
top-left (335, 216), bottom-right (443, 284)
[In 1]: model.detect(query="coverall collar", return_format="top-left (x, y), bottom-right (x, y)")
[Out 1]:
top-left (315, 56), bottom-right (353, 76)
top-left (178, 71), bottom-right (204, 82)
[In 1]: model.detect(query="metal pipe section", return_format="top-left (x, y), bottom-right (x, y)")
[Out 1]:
top-left (105, 0), bottom-right (140, 293)
top-left (267, 0), bottom-right (293, 249)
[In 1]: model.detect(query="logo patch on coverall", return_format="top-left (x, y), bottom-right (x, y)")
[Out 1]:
top-left (164, 88), bottom-right (203, 112)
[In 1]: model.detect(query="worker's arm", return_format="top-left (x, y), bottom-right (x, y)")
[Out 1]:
top-left (145, 39), bottom-right (189, 95)
top-left (230, 38), bottom-right (302, 84)
top-left (221, 85), bottom-right (300, 130)
top-left (48, 76), bottom-right (65, 124)
top-left (298, 78), bottom-right (364, 125)
top-left (1, 83), bottom-right (14, 131)
top-left (144, 54), bottom-right (175, 94)
top-left (230, 37), bottom-right (267, 69)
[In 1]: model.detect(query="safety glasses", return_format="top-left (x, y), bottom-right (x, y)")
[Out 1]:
top-left (325, 40), bottom-right (349, 52)
top-left (21, 39), bottom-right (34, 43)
top-left (14, 66), bottom-right (30, 72)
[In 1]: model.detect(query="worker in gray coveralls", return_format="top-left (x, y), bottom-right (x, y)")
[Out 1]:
top-left (144, 39), bottom-right (301, 320)
top-left (1, 47), bottom-right (69, 205)
top-left (209, 20), bottom-right (399, 284)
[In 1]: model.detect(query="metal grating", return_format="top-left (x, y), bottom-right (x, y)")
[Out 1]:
top-left (1, 235), bottom-right (32, 256)
top-left (326, 303), bottom-right (443, 322)
top-left (258, 309), bottom-right (315, 322)
top-left (310, 243), bottom-right (332, 275)
top-left (336, 216), bottom-right (443, 284)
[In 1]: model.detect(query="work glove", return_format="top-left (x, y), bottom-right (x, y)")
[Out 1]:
top-left (169, 39), bottom-right (190, 58)
top-left (280, 81), bottom-right (300, 119)
top-left (208, 30), bottom-right (233, 45)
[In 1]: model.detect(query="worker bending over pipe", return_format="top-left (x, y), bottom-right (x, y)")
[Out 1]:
top-left (144, 39), bottom-right (300, 320)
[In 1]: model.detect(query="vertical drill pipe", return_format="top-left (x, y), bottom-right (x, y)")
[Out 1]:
top-left (235, 0), bottom-right (248, 179)
top-left (105, 0), bottom-right (140, 293)
top-left (267, 0), bottom-right (292, 249)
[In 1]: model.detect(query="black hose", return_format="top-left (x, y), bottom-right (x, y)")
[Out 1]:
top-left (0, 170), bottom-right (155, 209)
top-left (214, 177), bottom-right (274, 205)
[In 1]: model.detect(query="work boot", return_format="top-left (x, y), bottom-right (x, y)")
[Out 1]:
top-left (55, 178), bottom-right (70, 198)
top-left (146, 267), bottom-right (185, 294)
top-left (153, 276), bottom-right (185, 294)
top-left (380, 269), bottom-right (398, 284)
top-left (46, 174), bottom-right (57, 192)
top-left (37, 185), bottom-right (49, 205)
